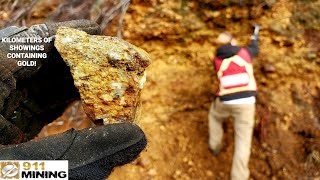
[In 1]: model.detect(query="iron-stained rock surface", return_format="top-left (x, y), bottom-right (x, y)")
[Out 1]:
top-left (54, 27), bottom-right (150, 124)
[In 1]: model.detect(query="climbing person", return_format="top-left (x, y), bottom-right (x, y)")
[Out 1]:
top-left (208, 27), bottom-right (260, 180)
top-left (0, 20), bottom-right (147, 180)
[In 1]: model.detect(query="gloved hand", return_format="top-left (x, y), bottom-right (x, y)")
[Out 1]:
top-left (0, 20), bottom-right (147, 180)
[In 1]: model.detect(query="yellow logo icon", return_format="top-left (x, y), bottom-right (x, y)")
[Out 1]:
top-left (0, 162), bottom-right (20, 179)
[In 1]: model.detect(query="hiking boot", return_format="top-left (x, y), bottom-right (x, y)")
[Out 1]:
top-left (0, 123), bottom-right (147, 180)
top-left (209, 143), bottom-right (222, 156)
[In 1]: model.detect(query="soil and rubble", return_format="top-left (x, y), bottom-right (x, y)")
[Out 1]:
top-left (108, 1), bottom-right (320, 179)
top-left (1, 0), bottom-right (319, 179)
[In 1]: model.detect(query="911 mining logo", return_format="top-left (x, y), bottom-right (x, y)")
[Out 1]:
top-left (0, 161), bottom-right (68, 180)
top-left (0, 162), bottom-right (20, 179)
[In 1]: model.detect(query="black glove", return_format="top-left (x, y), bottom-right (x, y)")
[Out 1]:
top-left (0, 19), bottom-right (102, 143)
top-left (1, 123), bottom-right (147, 180)
top-left (0, 20), bottom-right (147, 180)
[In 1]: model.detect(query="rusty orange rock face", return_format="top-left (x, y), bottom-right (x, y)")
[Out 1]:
top-left (54, 27), bottom-right (151, 124)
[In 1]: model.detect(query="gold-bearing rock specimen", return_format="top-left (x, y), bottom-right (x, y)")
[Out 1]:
top-left (54, 27), bottom-right (151, 124)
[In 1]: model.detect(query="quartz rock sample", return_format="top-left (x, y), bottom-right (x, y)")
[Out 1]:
top-left (54, 27), bottom-right (150, 124)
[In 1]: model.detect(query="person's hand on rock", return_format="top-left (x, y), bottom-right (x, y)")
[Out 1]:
top-left (0, 20), bottom-right (147, 180)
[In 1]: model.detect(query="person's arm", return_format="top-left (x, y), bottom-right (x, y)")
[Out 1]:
top-left (245, 38), bottom-right (259, 58)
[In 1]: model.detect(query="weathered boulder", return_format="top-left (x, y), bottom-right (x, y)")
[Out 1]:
top-left (54, 27), bottom-right (150, 124)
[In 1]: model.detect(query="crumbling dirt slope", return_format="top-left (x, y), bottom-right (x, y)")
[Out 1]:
top-left (107, 0), bottom-right (320, 179)
top-left (3, 0), bottom-right (319, 179)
